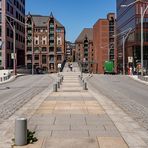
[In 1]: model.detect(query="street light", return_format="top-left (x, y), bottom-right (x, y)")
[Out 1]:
top-left (113, 28), bottom-right (132, 75)
top-left (101, 43), bottom-right (114, 61)
top-left (121, 0), bottom-right (148, 75)
top-left (120, 0), bottom-right (141, 8)
top-left (5, 14), bottom-right (25, 75)
top-left (5, 16), bottom-right (16, 75)
top-left (122, 29), bottom-right (132, 75)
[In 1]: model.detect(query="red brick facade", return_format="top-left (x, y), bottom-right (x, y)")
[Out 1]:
top-left (25, 13), bottom-right (65, 73)
top-left (75, 28), bottom-right (94, 73)
top-left (93, 13), bottom-right (116, 74)
top-left (93, 20), bottom-right (109, 74)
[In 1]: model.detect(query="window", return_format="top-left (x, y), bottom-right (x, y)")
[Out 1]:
top-left (56, 28), bottom-right (61, 32)
top-left (10, 5), bottom-right (13, 15)
top-left (0, 1), bottom-right (2, 10)
top-left (35, 40), bottom-right (38, 45)
top-left (7, 41), bottom-right (10, 49)
top-left (57, 47), bottom-right (62, 52)
top-left (7, 3), bottom-right (10, 12)
top-left (27, 47), bottom-right (32, 52)
top-left (0, 13), bottom-right (1, 23)
top-left (34, 55), bottom-right (39, 60)
top-left (0, 26), bottom-right (1, 37)
top-left (7, 28), bottom-right (9, 37)
top-left (34, 47), bottom-right (39, 52)
top-left (58, 40), bottom-right (60, 45)
top-left (57, 55), bottom-right (62, 61)
top-left (43, 40), bottom-right (46, 45)
top-left (42, 47), bottom-right (47, 52)
top-left (27, 55), bottom-right (32, 60)
top-left (42, 55), bottom-right (46, 64)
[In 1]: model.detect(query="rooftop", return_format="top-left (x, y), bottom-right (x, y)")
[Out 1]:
top-left (75, 28), bottom-right (93, 43)
top-left (26, 13), bottom-right (64, 28)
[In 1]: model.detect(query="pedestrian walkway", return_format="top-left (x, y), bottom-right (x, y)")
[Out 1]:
top-left (14, 63), bottom-right (128, 148)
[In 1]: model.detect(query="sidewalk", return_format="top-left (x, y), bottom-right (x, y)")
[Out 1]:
top-left (14, 63), bottom-right (128, 148)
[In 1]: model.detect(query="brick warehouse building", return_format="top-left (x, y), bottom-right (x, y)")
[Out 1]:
top-left (25, 13), bottom-right (65, 73)
top-left (0, 0), bottom-right (25, 69)
top-left (116, 0), bottom-right (148, 74)
top-left (75, 28), bottom-right (94, 73)
top-left (65, 41), bottom-right (75, 62)
top-left (93, 13), bottom-right (116, 74)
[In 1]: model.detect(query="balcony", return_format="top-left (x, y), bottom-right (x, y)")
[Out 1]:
top-left (27, 30), bottom-right (32, 34)
top-left (84, 50), bottom-right (88, 54)
top-left (27, 24), bottom-right (32, 28)
top-left (49, 24), bottom-right (54, 28)
top-left (34, 60), bottom-right (39, 63)
top-left (26, 59), bottom-right (32, 63)
top-left (57, 51), bottom-right (62, 55)
top-left (50, 30), bottom-right (54, 34)
top-left (49, 59), bottom-right (54, 63)
top-left (84, 46), bottom-right (88, 49)
top-left (57, 48), bottom-right (62, 54)
top-left (49, 37), bottom-right (54, 40)
top-left (27, 43), bottom-right (32, 47)
top-left (34, 47), bottom-right (40, 53)
top-left (26, 51), bottom-right (32, 54)
top-left (50, 43), bottom-right (54, 47)
top-left (49, 51), bottom-right (54, 55)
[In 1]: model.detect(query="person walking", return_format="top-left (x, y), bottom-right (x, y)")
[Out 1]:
top-left (70, 63), bottom-right (73, 71)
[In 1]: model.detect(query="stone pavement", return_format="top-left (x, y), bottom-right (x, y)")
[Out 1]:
top-left (0, 74), bottom-right (57, 148)
top-left (14, 63), bottom-right (128, 148)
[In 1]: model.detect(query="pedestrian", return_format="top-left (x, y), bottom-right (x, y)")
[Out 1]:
top-left (70, 64), bottom-right (73, 71)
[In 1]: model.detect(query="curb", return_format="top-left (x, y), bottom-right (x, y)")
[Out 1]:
top-left (0, 74), bottom-right (25, 85)
top-left (129, 75), bottom-right (148, 86)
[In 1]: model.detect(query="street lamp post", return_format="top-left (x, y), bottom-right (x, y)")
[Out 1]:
top-left (101, 43), bottom-right (114, 61)
top-left (113, 28), bottom-right (132, 74)
top-left (141, 6), bottom-right (148, 75)
top-left (5, 17), bottom-right (16, 75)
top-left (5, 14), bottom-right (25, 75)
top-left (122, 29), bottom-right (132, 75)
top-left (121, 0), bottom-right (148, 75)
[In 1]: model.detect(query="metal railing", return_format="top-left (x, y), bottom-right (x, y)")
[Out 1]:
top-left (0, 73), bottom-right (11, 83)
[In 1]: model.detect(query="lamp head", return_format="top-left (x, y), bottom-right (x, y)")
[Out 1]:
top-left (120, 5), bottom-right (127, 8)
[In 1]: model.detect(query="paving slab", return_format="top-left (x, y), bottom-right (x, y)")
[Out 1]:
top-left (43, 138), bottom-right (99, 148)
top-left (13, 138), bottom-right (45, 148)
top-left (97, 137), bottom-right (128, 148)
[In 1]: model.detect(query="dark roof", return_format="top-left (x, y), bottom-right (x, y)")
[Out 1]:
top-left (26, 14), bottom-right (64, 28)
top-left (75, 28), bottom-right (93, 43)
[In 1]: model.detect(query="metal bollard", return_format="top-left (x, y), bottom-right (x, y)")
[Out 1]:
top-left (53, 84), bottom-right (58, 92)
top-left (60, 78), bottom-right (62, 84)
top-left (62, 76), bottom-right (64, 81)
top-left (15, 118), bottom-right (27, 146)
top-left (83, 82), bottom-right (88, 90)
top-left (57, 81), bottom-right (60, 88)
top-left (82, 79), bottom-right (85, 84)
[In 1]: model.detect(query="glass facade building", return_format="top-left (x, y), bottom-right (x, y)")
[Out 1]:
top-left (116, 0), bottom-right (148, 74)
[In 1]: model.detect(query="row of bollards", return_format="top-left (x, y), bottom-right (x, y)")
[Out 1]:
top-left (78, 75), bottom-right (88, 90)
top-left (53, 75), bottom-right (64, 92)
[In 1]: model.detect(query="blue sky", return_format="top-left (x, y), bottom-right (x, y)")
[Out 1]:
top-left (26, 0), bottom-right (116, 42)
